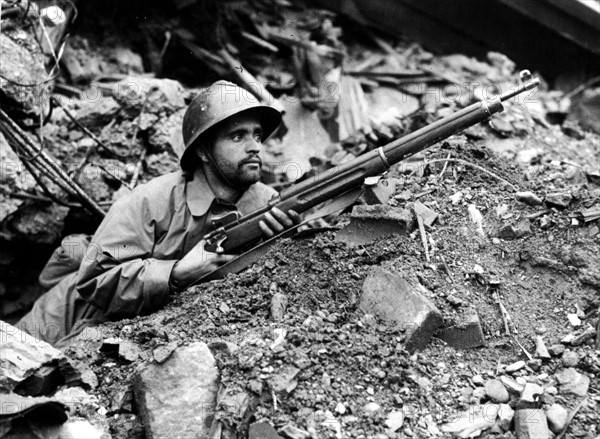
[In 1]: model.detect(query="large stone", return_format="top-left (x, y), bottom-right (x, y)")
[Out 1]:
top-left (133, 342), bottom-right (220, 439)
top-left (515, 409), bottom-right (550, 439)
top-left (0, 321), bottom-right (64, 393)
top-left (0, 34), bottom-right (48, 114)
top-left (436, 307), bottom-right (485, 349)
top-left (360, 266), bottom-right (442, 351)
top-left (555, 368), bottom-right (589, 397)
top-left (112, 77), bottom-right (186, 118)
top-left (485, 379), bottom-right (510, 403)
top-left (336, 205), bottom-right (414, 246)
top-left (545, 404), bottom-right (568, 433)
top-left (544, 193), bottom-right (572, 209)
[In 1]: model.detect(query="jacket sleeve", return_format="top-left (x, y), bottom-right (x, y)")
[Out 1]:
top-left (75, 192), bottom-right (177, 320)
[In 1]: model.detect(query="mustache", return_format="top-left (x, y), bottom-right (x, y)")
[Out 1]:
top-left (239, 156), bottom-right (262, 167)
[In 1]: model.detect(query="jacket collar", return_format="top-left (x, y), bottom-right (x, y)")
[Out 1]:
top-left (185, 167), bottom-right (266, 217)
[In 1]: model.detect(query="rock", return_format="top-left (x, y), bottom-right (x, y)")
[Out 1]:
top-left (75, 97), bottom-right (120, 127)
top-left (562, 350), bottom-right (579, 367)
top-left (385, 410), bottom-right (405, 432)
top-left (363, 176), bottom-right (397, 205)
top-left (269, 366), bottom-right (301, 398)
top-left (505, 360), bottom-right (526, 373)
top-left (519, 383), bottom-right (543, 405)
top-left (54, 387), bottom-right (111, 436)
top-left (436, 307), bottom-right (485, 349)
top-left (535, 336), bottom-right (551, 360)
top-left (545, 403), bottom-right (568, 433)
top-left (527, 359), bottom-right (542, 371)
top-left (561, 120), bottom-right (585, 139)
top-left (152, 341), bottom-right (179, 363)
top-left (472, 375), bottom-right (485, 386)
top-left (441, 404), bottom-right (499, 438)
top-left (555, 368), bottom-right (589, 397)
top-left (515, 408), bottom-right (550, 439)
top-left (413, 200), bottom-right (438, 227)
top-left (497, 403), bottom-right (514, 431)
top-left (548, 344), bottom-right (565, 357)
top-left (545, 193), bottom-right (572, 209)
top-left (571, 326), bottom-right (597, 346)
top-left (0, 321), bottom-right (64, 393)
top-left (1, 203), bottom-right (69, 245)
top-left (485, 379), bottom-right (510, 403)
top-left (497, 219), bottom-right (532, 240)
top-left (567, 87), bottom-right (600, 134)
top-left (499, 375), bottom-right (525, 394)
top-left (100, 338), bottom-right (142, 362)
top-left (516, 192), bottom-right (543, 206)
top-left (360, 266), bottom-right (443, 352)
top-left (133, 342), bottom-right (219, 439)
top-left (363, 402), bottom-right (381, 415)
top-left (207, 340), bottom-right (238, 356)
top-left (539, 216), bottom-right (552, 230)
top-left (147, 108), bottom-right (186, 154)
top-left (0, 34), bottom-right (48, 114)
top-left (57, 358), bottom-right (98, 390)
top-left (336, 205), bottom-right (414, 246)
top-left (60, 36), bottom-right (101, 84)
top-left (113, 77), bottom-right (186, 117)
top-left (271, 292), bottom-right (288, 322)
top-left (279, 424), bottom-right (311, 439)
top-left (249, 421), bottom-right (282, 439)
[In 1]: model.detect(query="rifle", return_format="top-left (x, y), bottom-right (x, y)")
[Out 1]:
top-left (196, 70), bottom-right (539, 283)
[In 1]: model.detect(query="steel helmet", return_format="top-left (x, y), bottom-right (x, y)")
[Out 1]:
top-left (180, 80), bottom-right (282, 170)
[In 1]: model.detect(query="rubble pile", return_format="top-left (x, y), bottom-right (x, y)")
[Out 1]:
top-left (0, 0), bottom-right (599, 438)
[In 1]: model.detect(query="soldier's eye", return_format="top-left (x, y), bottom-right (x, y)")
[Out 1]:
top-left (231, 134), bottom-right (242, 142)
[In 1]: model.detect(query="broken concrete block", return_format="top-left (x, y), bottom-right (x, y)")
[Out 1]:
top-left (544, 193), bottom-right (572, 209)
top-left (436, 308), bottom-right (485, 349)
top-left (336, 205), bottom-right (414, 246)
top-left (555, 368), bottom-right (589, 397)
top-left (360, 266), bottom-right (442, 351)
top-left (516, 192), bottom-right (543, 206)
top-left (133, 342), bottom-right (219, 439)
top-left (515, 409), bottom-right (550, 439)
top-left (0, 321), bottom-right (64, 393)
top-left (497, 219), bottom-right (532, 240)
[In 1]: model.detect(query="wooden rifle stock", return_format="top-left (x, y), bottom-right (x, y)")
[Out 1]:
top-left (203, 71), bottom-right (539, 256)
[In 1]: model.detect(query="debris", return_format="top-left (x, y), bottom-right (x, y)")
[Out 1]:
top-left (385, 410), bottom-right (405, 432)
top-left (363, 176), bottom-right (397, 205)
top-left (571, 326), bottom-right (597, 346)
top-left (271, 292), bottom-right (288, 322)
top-left (499, 376), bottom-right (525, 394)
top-left (505, 360), bottom-right (526, 373)
top-left (335, 205), bottom-right (414, 246)
top-left (360, 266), bottom-right (443, 351)
top-left (548, 344), bottom-right (566, 357)
top-left (555, 368), bottom-right (589, 397)
top-left (467, 204), bottom-right (485, 237)
top-left (133, 342), bottom-right (219, 439)
top-left (566, 87), bottom-right (600, 134)
top-left (416, 214), bottom-right (430, 262)
top-left (497, 219), bottom-right (532, 240)
top-left (436, 308), bottom-right (486, 349)
top-left (519, 383), bottom-right (543, 405)
top-left (544, 193), bottom-right (573, 209)
top-left (535, 336), bottom-right (551, 360)
top-left (414, 200), bottom-right (438, 227)
top-left (249, 421), bottom-right (283, 439)
top-left (516, 191), bottom-right (543, 206)
top-left (441, 403), bottom-right (499, 438)
top-left (269, 366), bottom-right (301, 399)
top-left (485, 379), bottom-right (509, 403)
top-left (0, 321), bottom-right (64, 393)
top-left (279, 424), bottom-right (311, 439)
top-left (152, 341), bottom-right (179, 364)
top-left (497, 403), bottom-right (514, 431)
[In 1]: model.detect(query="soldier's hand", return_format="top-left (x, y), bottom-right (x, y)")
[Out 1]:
top-left (170, 239), bottom-right (236, 289)
top-left (258, 207), bottom-right (301, 238)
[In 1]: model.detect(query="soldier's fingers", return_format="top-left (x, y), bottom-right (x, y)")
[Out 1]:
top-left (270, 207), bottom-right (293, 228)
top-left (288, 209), bottom-right (302, 224)
top-left (259, 220), bottom-right (275, 237)
top-left (264, 212), bottom-right (285, 233)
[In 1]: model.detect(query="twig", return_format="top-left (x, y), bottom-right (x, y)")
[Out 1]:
top-left (416, 215), bottom-right (430, 262)
top-left (51, 97), bottom-right (124, 158)
top-left (440, 255), bottom-right (454, 284)
top-left (596, 305), bottom-right (600, 349)
top-left (556, 398), bottom-right (586, 439)
top-left (438, 153), bottom-right (451, 179)
top-left (511, 335), bottom-right (533, 361)
top-left (424, 158), bottom-right (519, 190)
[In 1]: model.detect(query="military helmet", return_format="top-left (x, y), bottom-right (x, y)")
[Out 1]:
top-left (180, 80), bottom-right (282, 170)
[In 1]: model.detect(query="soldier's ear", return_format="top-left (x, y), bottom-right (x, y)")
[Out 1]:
top-left (195, 143), bottom-right (210, 163)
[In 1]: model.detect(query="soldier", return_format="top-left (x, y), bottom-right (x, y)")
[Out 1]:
top-left (17, 80), bottom-right (300, 347)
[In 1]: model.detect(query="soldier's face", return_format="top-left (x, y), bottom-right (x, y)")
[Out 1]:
top-left (201, 112), bottom-right (264, 187)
